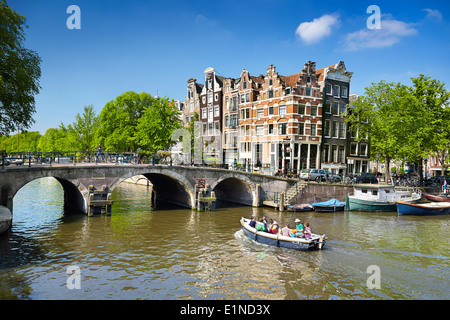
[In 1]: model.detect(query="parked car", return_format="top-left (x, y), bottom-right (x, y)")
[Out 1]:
top-left (300, 169), bottom-right (327, 182)
top-left (324, 170), bottom-right (341, 183)
top-left (352, 173), bottom-right (378, 184)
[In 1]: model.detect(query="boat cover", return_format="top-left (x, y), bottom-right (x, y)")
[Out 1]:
top-left (312, 198), bottom-right (345, 206)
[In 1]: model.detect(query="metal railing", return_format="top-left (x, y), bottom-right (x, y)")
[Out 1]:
top-left (0, 150), bottom-right (151, 169)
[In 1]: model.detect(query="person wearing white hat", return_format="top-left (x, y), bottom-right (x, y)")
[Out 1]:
top-left (270, 221), bottom-right (279, 234)
top-left (294, 218), bottom-right (304, 237)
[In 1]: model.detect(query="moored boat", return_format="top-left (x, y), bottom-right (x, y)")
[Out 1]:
top-left (311, 198), bottom-right (345, 212)
top-left (240, 218), bottom-right (326, 250)
top-left (286, 203), bottom-right (314, 212)
top-left (396, 201), bottom-right (450, 215)
top-left (345, 184), bottom-right (422, 212)
top-left (423, 193), bottom-right (450, 202)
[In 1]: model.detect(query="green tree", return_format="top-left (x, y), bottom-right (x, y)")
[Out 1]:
top-left (96, 91), bottom-right (153, 151)
top-left (345, 81), bottom-right (415, 183)
top-left (0, 0), bottom-right (42, 135)
top-left (410, 74), bottom-right (450, 177)
top-left (67, 105), bottom-right (99, 151)
top-left (134, 97), bottom-right (183, 153)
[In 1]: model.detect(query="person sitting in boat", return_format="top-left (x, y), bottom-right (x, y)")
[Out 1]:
top-left (262, 216), bottom-right (270, 231)
top-left (294, 218), bottom-right (304, 238)
top-left (249, 216), bottom-right (257, 228)
top-left (304, 222), bottom-right (312, 239)
top-left (281, 223), bottom-right (291, 237)
top-left (256, 218), bottom-right (267, 232)
top-left (269, 221), bottom-right (279, 234)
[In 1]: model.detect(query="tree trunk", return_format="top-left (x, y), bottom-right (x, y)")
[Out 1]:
top-left (385, 155), bottom-right (392, 185)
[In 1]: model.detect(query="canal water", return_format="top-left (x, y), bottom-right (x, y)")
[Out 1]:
top-left (0, 177), bottom-right (448, 300)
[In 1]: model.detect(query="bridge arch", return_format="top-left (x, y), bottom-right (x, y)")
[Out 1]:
top-left (111, 169), bottom-right (195, 209)
top-left (11, 176), bottom-right (87, 214)
top-left (211, 174), bottom-right (256, 206)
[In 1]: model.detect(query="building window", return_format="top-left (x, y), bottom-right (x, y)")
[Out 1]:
top-left (225, 85), bottom-right (229, 93)
top-left (307, 76), bottom-right (311, 83)
top-left (202, 108), bottom-right (207, 119)
top-left (350, 142), bottom-right (358, 155)
top-left (279, 105), bottom-right (286, 115)
top-left (326, 84), bottom-right (332, 95)
top-left (310, 124), bottom-right (316, 136)
top-left (332, 121), bottom-right (338, 138)
top-left (310, 105), bottom-right (317, 116)
top-left (324, 101), bottom-right (331, 113)
top-left (257, 108), bottom-right (264, 118)
top-left (189, 102), bottom-right (194, 112)
top-left (232, 96), bottom-right (238, 111)
top-left (340, 103), bottom-right (346, 115)
top-left (298, 104), bottom-right (305, 115)
top-left (269, 124), bottom-right (274, 134)
top-left (214, 106), bottom-right (219, 117)
top-left (268, 90), bottom-right (274, 99)
top-left (208, 93), bottom-right (213, 103)
top-left (341, 86), bottom-right (348, 98)
top-left (298, 122), bottom-right (304, 135)
top-left (225, 115), bottom-right (229, 127)
top-left (202, 123), bottom-right (207, 135)
top-left (332, 145), bottom-right (338, 162)
top-left (285, 87), bottom-right (291, 95)
top-left (256, 125), bottom-right (263, 136)
top-left (208, 107), bottom-right (213, 121)
top-left (338, 146), bottom-right (345, 163)
top-left (246, 93), bottom-right (250, 102)
top-left (241, 94), bottom-right (245, 103)
top-left (323, 144), bottom-right (329, 163)
top-left (278, 123), bottom-right (287, 135)
top-left (340, 122), bottom-right (346, 138)
top-left (269, 106), bottom-right (274, 115)
top-left (269, 79), bottom-right (273, 86)
top-left (214, 93), bottom-right (219, 101)
top-left (332, 102), bottom-right (339, 115)
top-left (243, 81), bottom-right (247, 89)
top-left (225, 97), bottom-right (229, 110)
top-left (324, 120), bottom-right (330, 137)
top-left (333, 85), bottom-right (340, 97)
top-left (360, 143), bottom-right (368, 156)
top-left (305, 87), bottom-right (311, 96)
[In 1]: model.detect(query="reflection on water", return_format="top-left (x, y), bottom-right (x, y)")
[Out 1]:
top-left (0, 177), bottom-right (449, 299)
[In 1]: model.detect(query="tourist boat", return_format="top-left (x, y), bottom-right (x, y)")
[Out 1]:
top-left (423, 193), bottom-right (450, 202)
top-left (311, 198), bottom-right (345, 212)
top-left (286, 203), bottom-right (314, 212)
top-left (396, 201), bottom-right (450, 215)
top-left (345, 184), bottom-right (422, 212)
top-left (240, 218), bottom-right (326, 250)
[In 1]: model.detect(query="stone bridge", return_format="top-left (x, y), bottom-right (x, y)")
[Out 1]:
top-left (0, 164), bottom-right (296, 215)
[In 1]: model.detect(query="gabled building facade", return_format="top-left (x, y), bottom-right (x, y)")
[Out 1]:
top-left (236, 61), bottom-right (322, 175)
top-left (199, 67), bottom-right (224, 162)
top-left (316, 61), bottom-right (353, 176)
top-left (183, 78), bottom-right (203, 126)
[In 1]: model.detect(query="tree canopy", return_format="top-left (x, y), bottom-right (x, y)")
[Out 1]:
top-left (345, 75), bottom-right (449, 181)
top-left (0, 0), bottom-right (42, 135)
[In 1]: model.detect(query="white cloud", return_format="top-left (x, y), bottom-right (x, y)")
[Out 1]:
top-left (343, 18), bottom-right (417, 51)
top-left (423, 8), bottom-right (443, 21)
top-left (295, 14), bottom-right (340, 44)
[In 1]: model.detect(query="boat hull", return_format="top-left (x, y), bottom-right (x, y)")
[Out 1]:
top-left (424, 194), bottom-right (450, 202)
top-left (312, 205), bottom-right (345, 212)
top-left (240, 218), bottom-right (326, 250)
top-left (396, 201), bottom-right (450, 215)
top-left (346, 195), bottom-right (421, 212)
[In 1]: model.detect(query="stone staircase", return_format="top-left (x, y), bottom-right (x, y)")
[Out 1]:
top-left (284, 180), bottom-right (308, 205)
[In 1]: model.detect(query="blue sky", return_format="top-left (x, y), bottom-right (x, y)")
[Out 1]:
top-left (8, 0), bottom-right (450, 134)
